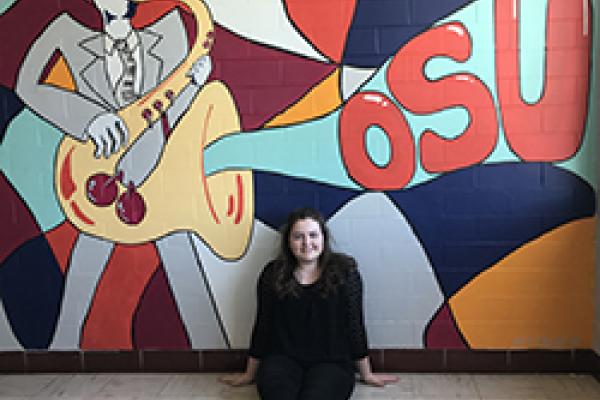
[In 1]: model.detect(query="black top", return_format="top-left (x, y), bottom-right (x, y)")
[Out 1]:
top-left (248, 257), bottom-right (369, 365)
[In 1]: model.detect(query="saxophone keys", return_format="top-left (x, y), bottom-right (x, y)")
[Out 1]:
top-left (153, 100), bottom-right (164, 113)
top-left (142, 108), bottom-right (152, 125)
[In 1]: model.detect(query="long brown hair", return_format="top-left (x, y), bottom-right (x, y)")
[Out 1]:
top-left (272, 207), bottom-right (353, 298)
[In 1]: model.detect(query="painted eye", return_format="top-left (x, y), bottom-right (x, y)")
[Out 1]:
top-left (104, 11), bottom-right (116, 24)
top-left (125, 1), bottom-right (138, 19)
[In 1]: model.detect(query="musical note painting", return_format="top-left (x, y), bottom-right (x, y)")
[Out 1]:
top-left (0, 0), bottom-right (596, 352)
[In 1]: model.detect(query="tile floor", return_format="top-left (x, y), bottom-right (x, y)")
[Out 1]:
top-left (0, 373), bottom-right (598, 399)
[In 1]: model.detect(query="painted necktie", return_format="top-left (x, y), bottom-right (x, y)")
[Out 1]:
top-left (114, 39), bottom-right (137, 107)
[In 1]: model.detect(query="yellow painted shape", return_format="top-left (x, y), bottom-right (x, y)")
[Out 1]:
top-left (55, 81), bottom-right (253, 259)
top-left (449, 218), bottom-right (595, 349)
top-left (265, 68), bottom-right (342, 128)
top-left (44, 55), bottom-right (77, 92)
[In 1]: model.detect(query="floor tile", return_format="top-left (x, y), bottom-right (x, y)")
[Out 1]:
top-left (0, 374), bottom-right (60, 397)
top-left (0, 373), bottom-right (598, 399)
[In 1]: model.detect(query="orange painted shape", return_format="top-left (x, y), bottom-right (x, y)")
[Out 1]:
top-left (449, 218), bottom-right (596, 349)
top-left (265, 69), bottom-right (342, 128)
top-left (285, 0), bottom-right (357, 62)
top-left (42, 54), bottom-right (77, 92)
top-left (70, 201), bottom-right (94, 226)
top-left (81, 243), bottom-right (160, 350)
top-left (44, 221), bottom-right (78, 274)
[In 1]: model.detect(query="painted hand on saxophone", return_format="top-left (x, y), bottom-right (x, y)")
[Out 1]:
top-left (84, 112), bottom-right (130, 159)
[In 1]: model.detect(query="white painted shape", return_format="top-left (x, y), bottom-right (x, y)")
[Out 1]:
top-left (192, 220), bottom-right (279, 348)
top-left (341, 65), bottom-right (378, 100)
top-left (0, 302), bottom-right (21, 350)
top-left (204, 0), bottom-right (328, 62)
top-left (327, 192), bottom-right (444, 348)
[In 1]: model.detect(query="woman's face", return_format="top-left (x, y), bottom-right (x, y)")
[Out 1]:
top-left (288, 217), bottom-right (324, 266)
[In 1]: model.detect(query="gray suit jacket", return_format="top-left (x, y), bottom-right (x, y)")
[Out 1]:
top-left (15, 10), bottom-right (189, 140)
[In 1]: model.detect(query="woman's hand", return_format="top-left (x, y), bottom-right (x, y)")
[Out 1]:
top-left (219, 372), bottom-right (254, 387)
top-left (361, 372), bottom-right (399, 387)
top-left (220, 356), bottom-right (259, 387)
top-left (356, 357), bottom-right (398, 387)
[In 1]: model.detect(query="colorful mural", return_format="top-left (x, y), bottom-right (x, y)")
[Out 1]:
top-left (0, 0), bottom-right (596, 351)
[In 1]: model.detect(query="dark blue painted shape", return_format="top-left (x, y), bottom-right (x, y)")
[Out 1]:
top-left (0, 86), bottom-right (24, 144)
top-left (342, 0), bottom-right (475, 67)
top-left (254, 171), bottom-right (360, 230)
top-left (385, 163), bottom-right (596, 298)
top-left (0, 235), bottom-right (63, 349)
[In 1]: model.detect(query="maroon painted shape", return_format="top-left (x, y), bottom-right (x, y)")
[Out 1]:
top-left (0, 0), bottom-right (101, 89)
top-left (209, 25), bottom-right (337, 130)
top-left (133, 265), bottom-right (190, 350)
top-left (425, 303), bottom-right (467, 349)
top-left (0, 172), bottom-right (41, 264)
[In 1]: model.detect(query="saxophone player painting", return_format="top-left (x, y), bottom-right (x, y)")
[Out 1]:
top-left (12, 0), bottom-right (253, 350)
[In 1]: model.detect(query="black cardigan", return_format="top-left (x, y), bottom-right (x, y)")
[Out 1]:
top-left (248, 258), bottom-right (369, 365)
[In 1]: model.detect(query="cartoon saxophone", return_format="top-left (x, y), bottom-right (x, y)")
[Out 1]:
top-left (53, 0), bottom-right (254, 259)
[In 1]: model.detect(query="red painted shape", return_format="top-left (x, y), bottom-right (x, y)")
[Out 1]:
top-left (86, 173), bottom-right (118, 207)
top-left (227, 195), bottom-right (234, 217)
top-left (209, 26), bottom-right (336, 130)
top-left (284, 0), bottom-right (357, 62)
top-left (425, 303), bottom-right (467, 349)
top-left (69, 201), bottom-right (94, 226)
top-left (0, 172), bottom-right (41, 264)
top-left (234, 174), bottom-right (243, 225)
top-left (44, 221), bottom-right (78, 274)
top-left (59, 147), bottom-right (76, 200)
top-left (387, 23), bottom-right (498, 173)
top-left (495, 0), bottom-right (590, 161)
top-left (339, 92), bottom-right (415, 190)
top-left (132, 1), bottom-right (191, 29)
top-left (81, 242), bottom-right (160, 350)
top-left (161, 112), bottom-right (171, 138)
top-left (115, 185), bottom-right (146, 225)
top-left (200, 105), bottom-right (220, 224)
top-left (133, 265), bottom-right (191, 349)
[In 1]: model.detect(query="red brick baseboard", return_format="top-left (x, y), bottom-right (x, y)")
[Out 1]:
top-left (0, 349), bottom-right (598, 376)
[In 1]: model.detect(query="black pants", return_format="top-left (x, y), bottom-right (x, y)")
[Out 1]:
top-left (256, 355), bottom-right (355, 400)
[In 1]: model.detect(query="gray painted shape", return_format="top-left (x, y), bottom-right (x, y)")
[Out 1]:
top-left (50, 233), bottom-right (114, 350)
top-left (327, 192), bottom-right (444, 348)
top-left (156, 231), bottom-right (227, 349)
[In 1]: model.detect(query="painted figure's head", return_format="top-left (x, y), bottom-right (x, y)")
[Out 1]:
top-left (93, 0), bottom-right (137, 39)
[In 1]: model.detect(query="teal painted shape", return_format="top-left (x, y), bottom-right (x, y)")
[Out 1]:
top-left (0, 109), bottom-right (65, 231)
top-left (365, 126), bottom-right (392, 167)
top-left (558, 0), bottom-right (597, 191)
top-left (204, 113), bottom-right (361, 190)
top-left (0, 0), bottom-right (17, 15)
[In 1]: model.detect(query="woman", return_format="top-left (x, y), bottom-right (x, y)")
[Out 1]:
top-left (221, 208), bottom-right (397, 399)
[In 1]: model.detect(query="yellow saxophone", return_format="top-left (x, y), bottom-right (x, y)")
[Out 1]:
top-left (54, 0), bottom-right (253, 260)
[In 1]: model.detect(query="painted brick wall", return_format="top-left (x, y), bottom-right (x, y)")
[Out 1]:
top-left (0, 0), bottom-right (597, 357)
